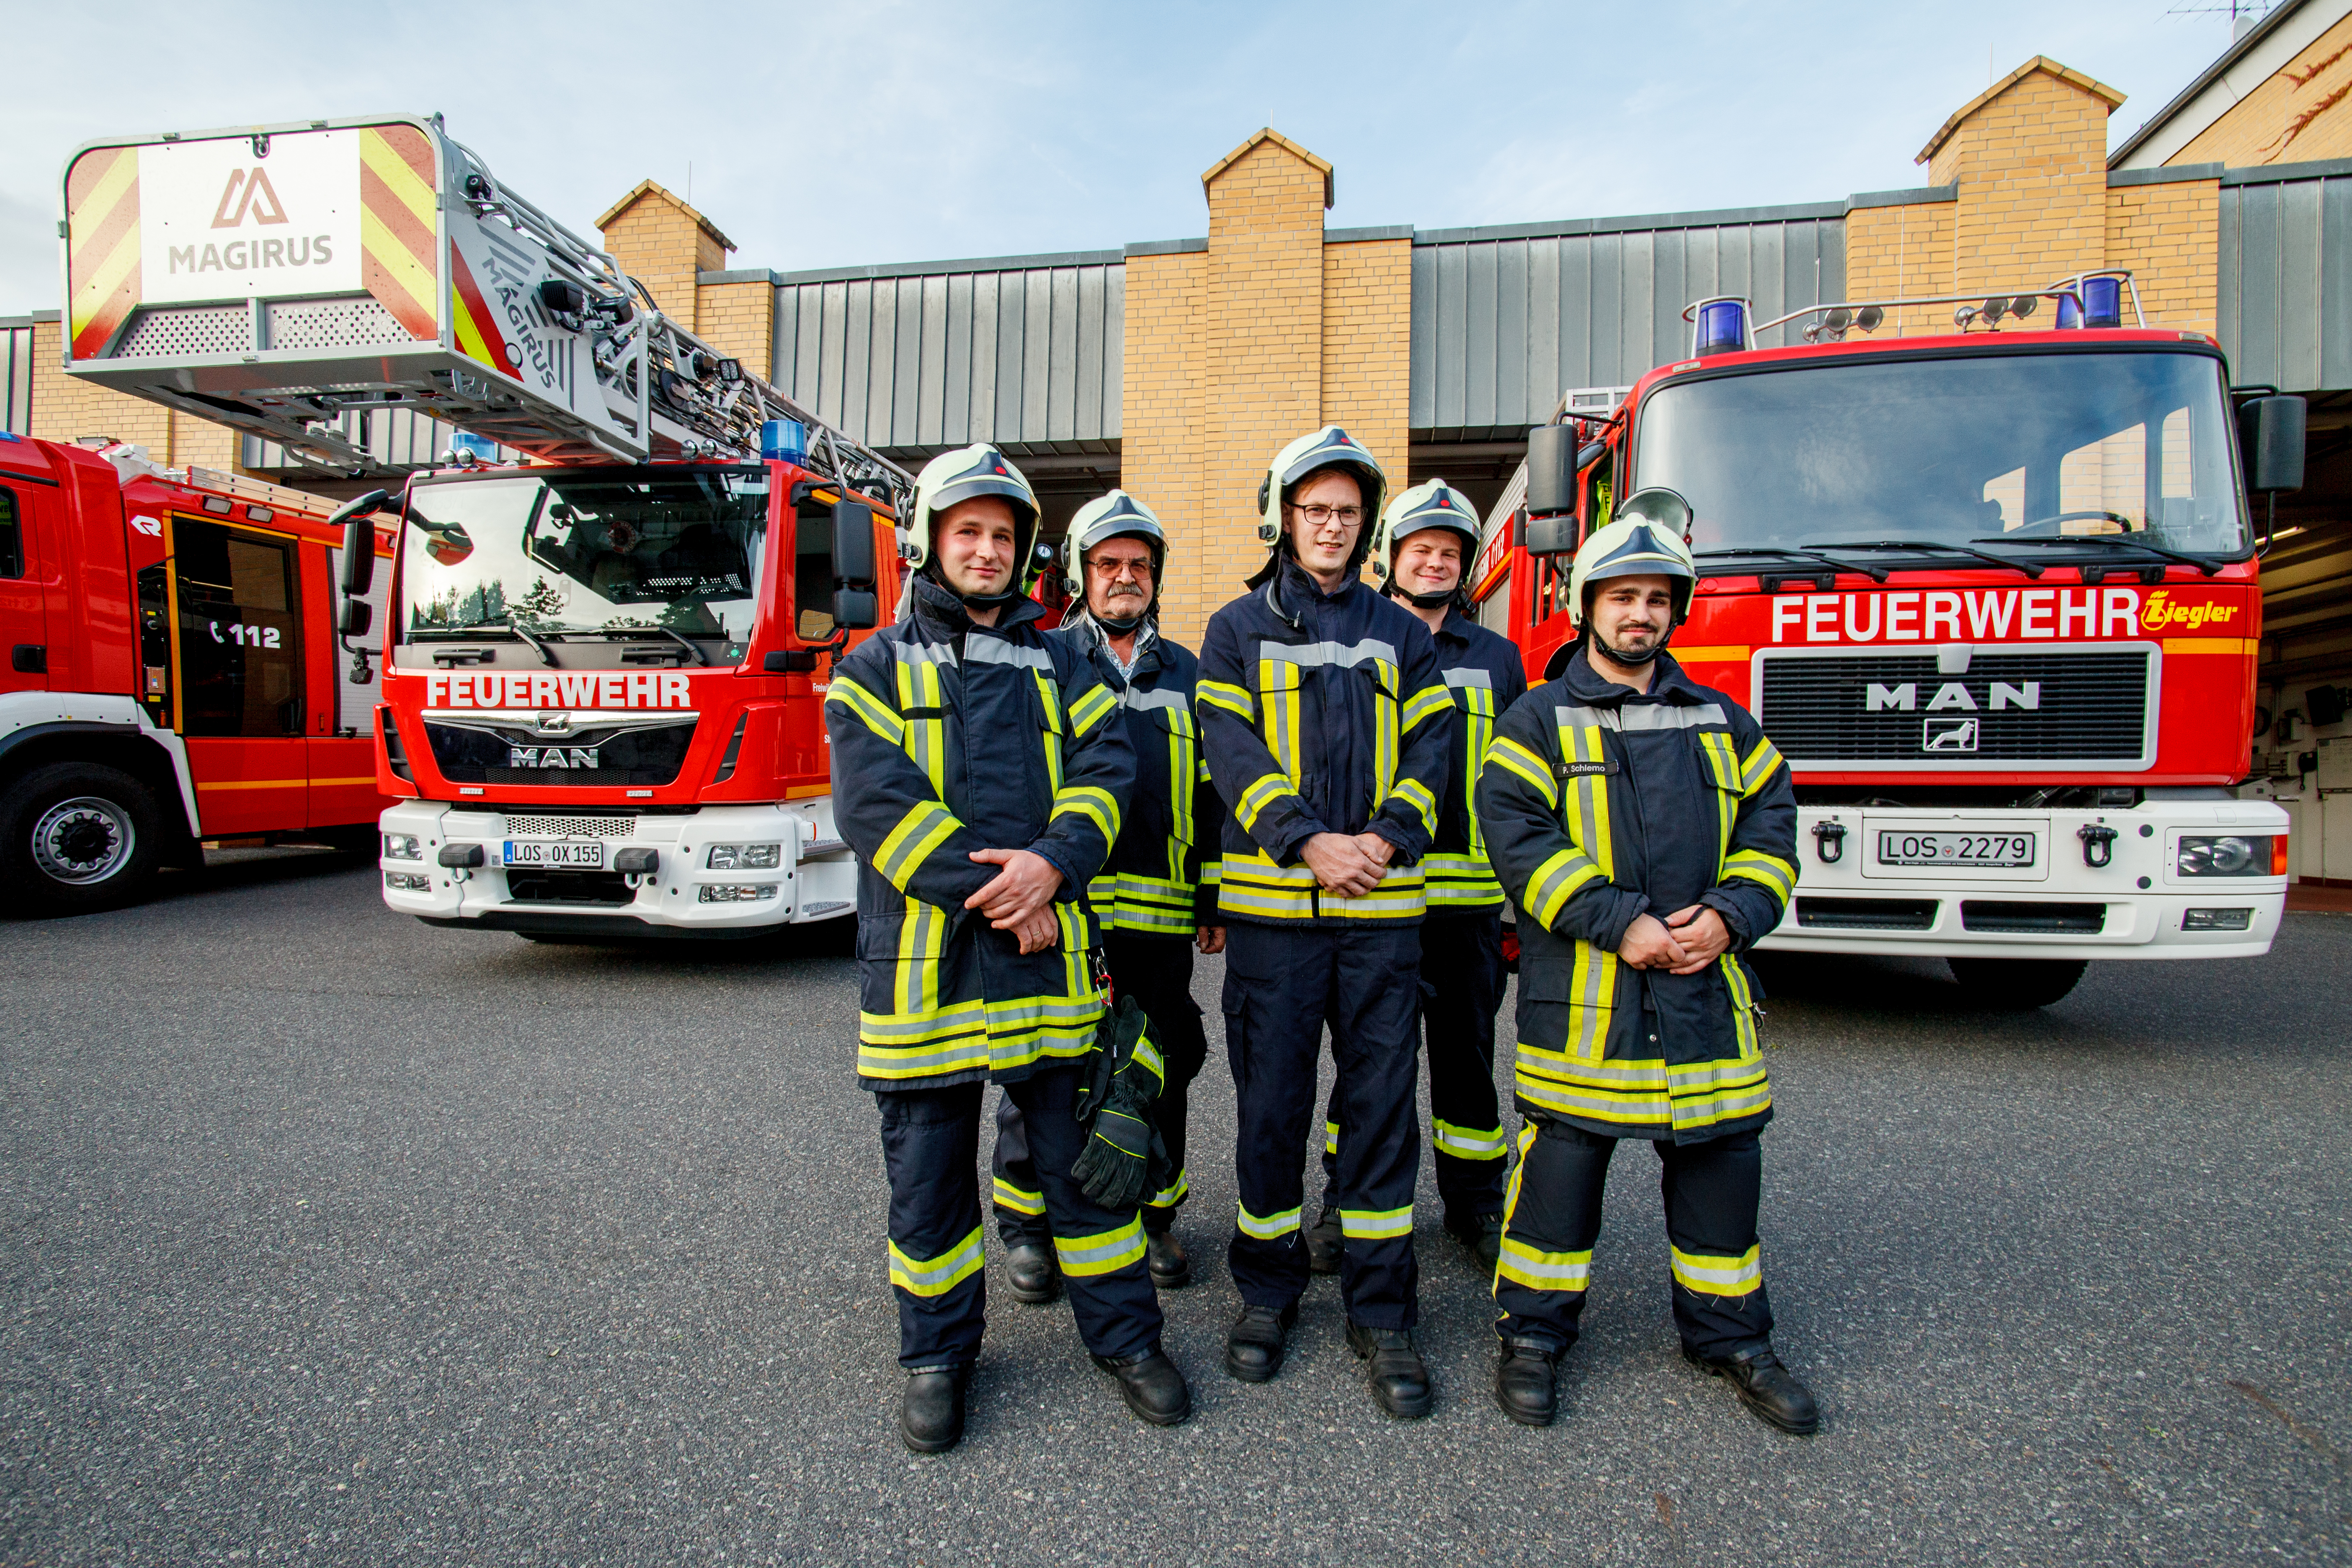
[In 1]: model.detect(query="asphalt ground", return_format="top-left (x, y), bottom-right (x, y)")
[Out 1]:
top-left (2, 854), bottom-right (2347, 1566)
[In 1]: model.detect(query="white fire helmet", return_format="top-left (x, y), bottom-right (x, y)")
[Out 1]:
top-left (1565, 488), bottom-right (1698, 630)
top-left (1372, 478), bottom-right (1482, 604)
top-left (901, 444), bottom-right (1042, 592)
top-left (1249, 426), bottom-right (1387, 583)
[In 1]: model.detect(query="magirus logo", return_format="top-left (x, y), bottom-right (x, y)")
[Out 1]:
top-left (210, 167), bottom-right (288, 228)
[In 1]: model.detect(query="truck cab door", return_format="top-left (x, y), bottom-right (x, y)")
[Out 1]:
top-left (168, 514), bottom-right (307, 836)
top-left (0, 480), bottom-right (50, 694)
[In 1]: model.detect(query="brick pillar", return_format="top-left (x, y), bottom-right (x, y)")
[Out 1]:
top-left (596, 181), bottom-right (735, 335)
top-left (1923, 58), bottom-right (2122, 297)
top-left (1119, 244), bottom-right (1207, 633)
top-left (1319, 236), bottom-right (1411, 510)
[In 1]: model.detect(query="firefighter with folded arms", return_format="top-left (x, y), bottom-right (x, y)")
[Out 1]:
top-left (1474, 493), bottom-right (1816, 1434)
top-left (1308, 479), bottom-right (1527, 1277)
top-left (823, 445), bottom-right (1188, 1453)
top-left (1196, 427), bottom-right (1453, 1418)
top-left (990, 490), bottom-right (1226, 1299)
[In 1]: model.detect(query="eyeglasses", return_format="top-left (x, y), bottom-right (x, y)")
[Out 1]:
top-left (1290, 504), bottom-right (1364, 526)
top-left (1087, 554), bottom-right (1154, 580)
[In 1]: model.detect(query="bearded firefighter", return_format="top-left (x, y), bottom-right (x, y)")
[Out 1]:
top-left (823, 446), bottom-right (1187, 1452)
top-left (991, 490), bottom-right (1225, 1298)
top-left (1474, 490), bottom-right (1817, 1435)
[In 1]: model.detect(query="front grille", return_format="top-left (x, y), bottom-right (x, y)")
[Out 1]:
top-left (1795, 896), bottom-right (1939, 930)
top-left (1757, 650), bottom-right (2151, 764)
top-left (425, 719), bottom-right (694, 787)
top-left (1961, 900), bottom-right (2107, 934)
top-left (502, 814), bottom-right (637, 838)
top-left (505, 869), bottom-right (635, 905)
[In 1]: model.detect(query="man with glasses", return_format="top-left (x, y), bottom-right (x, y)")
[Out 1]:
top-left (992, 491), bottom-right (1226, 1300)
top-left (1196, 427), bottom-right (1454, 1418)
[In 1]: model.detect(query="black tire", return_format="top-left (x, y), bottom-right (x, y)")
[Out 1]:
top-left (1947, 956), bottom-right (2089, 1009)
top-left (0, 761), bottom-right (167, 916)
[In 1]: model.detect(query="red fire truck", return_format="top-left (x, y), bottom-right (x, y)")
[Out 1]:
top-left (0, 436), bottom-right (392, 911)
top-left (59, 115), bottom-right (909, 940)
top-left (1470, 278), bottom-right (2308, 1006)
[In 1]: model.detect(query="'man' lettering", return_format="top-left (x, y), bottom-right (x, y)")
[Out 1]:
top-left (1867, 683), bottom-right (1916, 711)
top-left (1991, 681), bottom-right (2040, 710)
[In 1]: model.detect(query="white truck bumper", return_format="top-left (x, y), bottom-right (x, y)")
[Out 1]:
top-left (374, 798), bottom-right (857, 937)
top-left (1758, 798), bottom-right (2289, 961)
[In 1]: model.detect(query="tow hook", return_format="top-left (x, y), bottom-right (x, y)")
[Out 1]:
top-left (1812, 820), bottom-right (1847, 864)
top-left (437, 843), bottom-right (485, 884)
top-left (2078, 823), bottom-right (2119, 869)
top-left (615, 847), bottom-right (659, 889)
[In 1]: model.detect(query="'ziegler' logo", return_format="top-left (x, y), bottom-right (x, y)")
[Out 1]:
top-left (1922, 718), bottom-right (1979, 752)
top-left (508, 746), bottom-right (601, 770)
top-left (211, 168), bottom-right (288, 229)
top-left (2140, 590), bottom-right (2238, 632)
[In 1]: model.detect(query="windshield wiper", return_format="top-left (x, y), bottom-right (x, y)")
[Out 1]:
top-left (1804, 539), bottom-right (2043, 580)
top-left (503, 615), bottom-right (560, 666)
top-left (1969, 534), bottom-right (2225, 577)
top-left (1694, 546), bottom-right (1887, 583)
top-left (426, 618), bottom-right (562, 664)
top-left (571, 625), bottom-right (714, 666)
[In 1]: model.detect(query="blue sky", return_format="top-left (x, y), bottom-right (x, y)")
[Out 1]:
top-left (0, 0), bottom-right (2269, 313)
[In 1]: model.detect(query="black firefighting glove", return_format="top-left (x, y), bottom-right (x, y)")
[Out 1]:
top-left (1070, 993), bottom-right (1166, 1211)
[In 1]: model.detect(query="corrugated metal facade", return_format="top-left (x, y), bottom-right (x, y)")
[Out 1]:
top-left (2218, 158), bottom-right (2352, 393)
top-left (0, 317), bottom-right (34, 436)
top-left (1409, 205), bottom-right (1849, 441)
top-left (766, 253), bottom-right (1125, 461)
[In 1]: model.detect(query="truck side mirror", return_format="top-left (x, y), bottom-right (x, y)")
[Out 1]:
top-left (831, 498), bottom-right (876, 584)
top-left (1525, 425), bottom-right (1576, 521)
top-left (330, 489), bottom-right (390, 596)
top-left (2241, 395), bottom-right (2307, 493)
top-left (339, 600), bottom-right (373, 638)
top-left (831, 588), bottom-right (879, 630)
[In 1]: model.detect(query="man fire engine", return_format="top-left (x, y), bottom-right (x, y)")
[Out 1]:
top-left (1472, 277), bottom-right (2304, 1006)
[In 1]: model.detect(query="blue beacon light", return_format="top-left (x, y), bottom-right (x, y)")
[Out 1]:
top-left (2081, 276), bottom-right (2123, 329)
top-left (761, 418), bottom-right (808, 464)
top-left (1696, 299), bottom-right (1748, 356)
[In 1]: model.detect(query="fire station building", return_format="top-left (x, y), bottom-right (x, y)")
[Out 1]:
top-left (7, 3), bottom-right (2352, 855)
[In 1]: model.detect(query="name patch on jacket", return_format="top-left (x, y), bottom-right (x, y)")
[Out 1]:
top-left (1558, 759), bottom-right (1619, 776)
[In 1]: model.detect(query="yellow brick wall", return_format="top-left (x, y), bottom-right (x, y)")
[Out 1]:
top-left (694, 278), bottom-right (776, 377)
top-left (1838, 201), bottom-right (1961, 338)
top-left (2106, 179), bottom-right (2220, 335)
top-left (1119, 248), bottom-right (1207, 634)
top-left (2173, 10), bottom-right (2352, 168)
top-left (1928, 68), bottom-right (2112, 294)
top-left (1320, 237), bottom-right (1412, 503)
top-left (599, 188), bottom-right (730, 333)
top-left (29, 318), bottom-right (242, 471)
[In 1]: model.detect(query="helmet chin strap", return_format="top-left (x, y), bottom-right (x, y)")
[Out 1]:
top-left (1404, 586), bottom-right (1457, 610)
top-left (1594, 627), bottom-right (1669, 666)
top-left (925, 560), bottom-right (1020, 612)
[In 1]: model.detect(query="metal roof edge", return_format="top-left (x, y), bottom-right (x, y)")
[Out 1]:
top-left (30, 309), bottom-right (57, 323)
top-left (1847, 185), bottom-right (1959, 210)
top-left (1325, 224), bottom-right (1415, 243)
top-left (0, 314), bottom-right (35, 330)
top-left (2221, 155), bottom-right (2352, 185)
top-left (699, 268), bottom-right (781, 286)
top-left (771, 248), bottom-right (1127, 286)
top-left (1124, 237), bottom-right (1208, 257)
top-left (2109, 0), bottom-right (2318, 168)
top-left (2108, 163), bottom-right (2227, 187)
top-left (1413, 199), bottom-right (1846, 246)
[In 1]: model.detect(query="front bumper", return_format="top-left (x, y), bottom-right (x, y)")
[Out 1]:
top-left (1757, 800), bottom-right (2289, 961)
top-left (375, 798), bottom-right (856, 934)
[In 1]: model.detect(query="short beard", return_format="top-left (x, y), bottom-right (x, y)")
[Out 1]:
top-left (1594, 626), bottom-right (1666, 667)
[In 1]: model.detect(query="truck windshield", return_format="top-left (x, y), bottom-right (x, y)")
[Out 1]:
top-left (1632, 350), bottom-right (2248, 557)
top-left (401, 467), bottom-right (768, 641)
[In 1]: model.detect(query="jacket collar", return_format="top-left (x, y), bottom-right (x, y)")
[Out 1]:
top-left (1557, 640), bottom-right (1702, 706)
top-left (908, 570), bottom-right (1046, 642)
top-left (1265, 557), bottom-right (1361, 627)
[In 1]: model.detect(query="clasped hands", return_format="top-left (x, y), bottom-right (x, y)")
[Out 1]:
top-left (966, 848), bottom-right (1064, 954)
top-left (1298, 830), bottom-right (1396, 900)
top-left (1616, 905), bottom-right (1731, 975)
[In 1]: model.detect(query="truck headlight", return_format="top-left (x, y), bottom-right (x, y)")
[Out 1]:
top-left (384, 871), bottom-right (431, 892)
top-left (2182, 908), bottom-right (2254, 930)
top-left (2177, 835), bottom-right (2272, 877)
top-left (383, 833), bottom-right (424, 861)
top-left (707, 842), bottom-right (782, 869)
top-left (698, 883), bottom-right (778, 903)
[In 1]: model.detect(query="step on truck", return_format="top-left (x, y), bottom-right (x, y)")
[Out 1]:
top-left (1470, 278), bottom-right (2307, 1007)
top-left (60, 115), bottom-right (911, 939)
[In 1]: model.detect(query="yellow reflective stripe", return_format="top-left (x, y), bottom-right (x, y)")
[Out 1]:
top-left (1722, 952), bottom-right (1762, 1063)
top-left (1670, 1243), bottom-right (1761, 1297)
top-left (1234, 772), bottom-right (1294, 834)
top-left (1525, 846), bottom-right (1602, 931)
top-left (1197, 678), bottom-right (1255, 720)
top-left (1432, 1118), bottom-right (1506, 1160)
top-left (1217, 854), bottom-right (1317, 920)
top-left (1386, 776), bottom-right (1438, 836)
top-left (1740, 735), bottom-right (1785, 795)
top-left (824, 676), bottom-right (905, 743)
top-left (888, 1225), bottom-right (985, 1297)
top-left (1338, 1205), bottom-right (1413, 1240)
top-left (1401, 683), bottom-right (1453, 732)
top-left (1497, 1236), bottom-right (1592, 1292)
top-left (1316, 864), bottom-right (1429, 922)
top-left (1149, 1167), bottom-right (1190, 1208)
top-left (1724, 848), bottom-right (1797, 902)
top-left (1487, 736), bottom-right (1557, 809)
top-left (1423, 851), bottom-right (1503, 908)
top-left (1054, 1212), bottom-right (1146, 1277)
top-left (1131, 1036), bottom-right (1166, 1087)
top-left (993, 1177), bottom-right (1044, 1215)
top-left (1051, 784), bottom-right (1121, 844)
top-left (1068, 681), bottom-right (1118, 737)
top-left (1512, 1053), bottom-right (1770, 1132)
top-left (1257, 658), bottom-right (1304, 784)
top-left (1323, 1118), bottom-right (1339, 1155)
top-left (1236, 1202), bottom-right (1301, 1240)
top-left (873, 799), bottom-right (960, 891)
top-left (892, 899), bottom-right (946, 1016)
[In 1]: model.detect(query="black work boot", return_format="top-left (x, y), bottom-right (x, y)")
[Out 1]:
top-left (900, 1366), bottom-right (970, 1453)
top-left (1684, 1343), bottom-right (1820, 1436)
top-left (1344, 1322), bottom-right (1433, 1419)
top-left (1145, 1229), bottom-right (1192, 1289)
top-left (1223, 1302), bottom-right (1299, 1383)
top-left (1447, 1211), bottom-right (1504, 1268)
top-left (1091, 1347), bottom-right (1192, 1426)
top-left (1003, 1242), bottom-right (1060, 1305)
top-left (1493, 1338), bottom-right (1561, 1426)
top-left (1305, 1209), bottom-right (1344, 1275)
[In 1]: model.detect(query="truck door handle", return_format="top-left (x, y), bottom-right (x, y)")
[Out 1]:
top-left (10, 644), bottom-right (44, 673)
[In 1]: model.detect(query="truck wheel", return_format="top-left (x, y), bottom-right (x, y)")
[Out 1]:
top-left (1, 763), bottom-right (166, 916)
top-left (1947, 957), bottom-right (2089, 1010)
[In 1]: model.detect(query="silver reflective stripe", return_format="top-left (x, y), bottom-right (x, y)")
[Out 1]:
top-left (1122, 686), bottom-right (1190, 713)
top-left (964, 637), bottom-right (1053, 669)
top-left (1443, 667), bottom-right (1492, 688)
top-left (892, 639), bottom-right (958, 668)
top-left (1554, 701), bottom-right (1727, 732)
top-left (1258, 638), bottom-right (1398, 671)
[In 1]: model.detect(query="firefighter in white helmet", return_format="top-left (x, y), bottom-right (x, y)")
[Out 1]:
top-left (1195, 426), bottom-right (1454, 1418)
top-left (990, 490), bottom-right (1227, 1300)
top-left (1308, 479), bottom-right (1527, 1277)
top-left (823, 445), bottom-right (1188, 1452)
top-left (1473, 490), bottom-right (1816, 1434)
